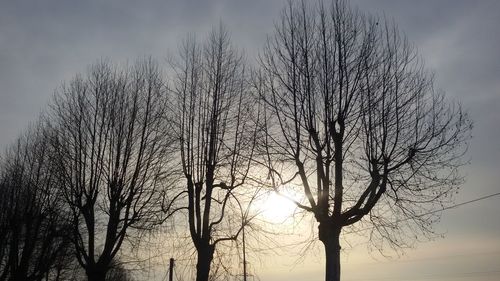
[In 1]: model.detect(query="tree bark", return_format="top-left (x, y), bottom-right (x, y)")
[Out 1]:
top-left (86, 266), bottom-right (107, 281)
top-left (195, 245), bottom-right (214, 281)
top-left (319, 222), bottom-right (341, 281)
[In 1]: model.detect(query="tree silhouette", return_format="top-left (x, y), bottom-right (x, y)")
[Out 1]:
top-left (258, 1), bottom-right (472, 280)
top-left (48, 59), bottom-right (174, 281)
top-left (169, 26), bottom-right (260, 281)
top-left (0, 124), bottom-right (72, 281)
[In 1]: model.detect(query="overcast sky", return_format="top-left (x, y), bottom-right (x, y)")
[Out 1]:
top-left (1, 0), bottom-right (499, 280)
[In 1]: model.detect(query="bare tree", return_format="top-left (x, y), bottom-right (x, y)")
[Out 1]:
top-left (48, 59), bottom-right (174, 281)
top-left (169, 25), bottom-right (260, 281)
top-left (258, 1), bottom-right (472, 281)
top-left (0, 123), bottom-right (72, 281)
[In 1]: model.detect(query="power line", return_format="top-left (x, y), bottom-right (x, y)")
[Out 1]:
top-left (345, 249), bottom-right (500, 268)
top-left (345, 191), bottom-right (500, 234)
top-left (344, 269), bottom-right (500, 281)
top-left (417, 191), bottom-right (500, 217)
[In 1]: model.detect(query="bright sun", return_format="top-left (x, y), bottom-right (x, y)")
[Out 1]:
top-left (259, 191), bottom-right (298, 223)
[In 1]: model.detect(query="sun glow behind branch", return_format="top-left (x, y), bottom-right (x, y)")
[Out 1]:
top-left (256, 189), bottom-right (300, 224)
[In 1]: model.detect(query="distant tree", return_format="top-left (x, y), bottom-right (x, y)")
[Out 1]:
top-left (169, 26), bottom-right (260, 281)
top-left (258, 1), bottom-right (472, 281)
top-left (48, 59), bottom-right (175, 281)
top-left (0, 124), bottom-right (72, 281)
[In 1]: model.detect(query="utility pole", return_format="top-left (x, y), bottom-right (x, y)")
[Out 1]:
top-left (169, 258), bottom-right (174, 281)
top-left (242, 225), bottom-right (247, 281)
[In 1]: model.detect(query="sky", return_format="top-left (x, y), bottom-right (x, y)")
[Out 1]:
top-left (1, 0), bottom-right (499, 280)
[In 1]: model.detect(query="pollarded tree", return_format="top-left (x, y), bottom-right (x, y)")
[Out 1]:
top-left (48, 59), bottom-right (175, 281)
top-left (169, 26), bottom-right (259, 281)
top-left (0, 123), bottom-right (72, 281)
top-left (258, 1), bottom-right (472, 281)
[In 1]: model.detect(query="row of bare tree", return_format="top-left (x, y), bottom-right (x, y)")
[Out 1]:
top-left (0, 1), bottom-right (471, 281)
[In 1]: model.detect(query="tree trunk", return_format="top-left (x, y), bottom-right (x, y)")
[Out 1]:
top-left (319, 222), bottom-right (341, 281)
top-left (86, 266), bottom-right (107, 281)
top-left (195, 245), bottom-right (214, 281)
top-left (10, 272), bottom-right (27, 281)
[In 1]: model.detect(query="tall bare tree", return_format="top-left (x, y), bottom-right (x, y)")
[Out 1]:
top-left (259, 1), bottom-right (472, 281)
top-left (170, 26), bottom-right (259, 281)
top-left (48, 59), bottom-right (174, 281)
top-left (0, 124), bottom-right (72, 281)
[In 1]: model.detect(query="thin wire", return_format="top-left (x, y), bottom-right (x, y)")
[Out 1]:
top-left (418, 191), bottom-right (500, 216)
top-left (347, 249), bottom-right (500, 266)
top-left (344, 269), bottom-right (500, 281)
top-left (346, 191), bottom-right (500, 234)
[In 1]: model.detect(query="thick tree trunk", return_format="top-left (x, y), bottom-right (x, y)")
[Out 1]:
top-left (86, 266), bottom-right (107, 281)
top-left (319, 222), bottom-right (341, 281)
top-left (195, 245), bottom-right (214, 281)
top-left (10, 272), bottom-right (27, 281)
